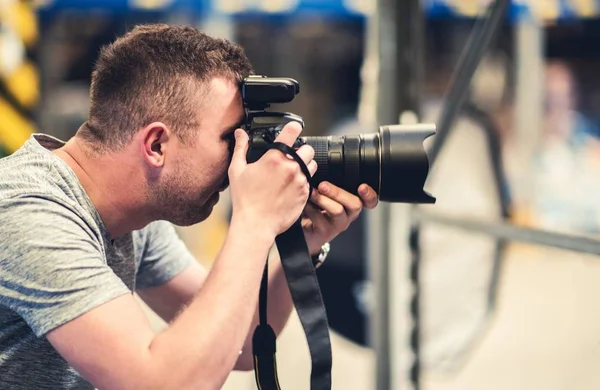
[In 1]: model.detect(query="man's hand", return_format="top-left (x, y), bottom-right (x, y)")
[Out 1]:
top-left (301, 181), bottom-right (379, 255)
top-left (228, 122), bottom-right (317, 239)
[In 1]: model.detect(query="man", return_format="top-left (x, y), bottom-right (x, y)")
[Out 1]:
top-left (0, 24), bottom-right (378, 389)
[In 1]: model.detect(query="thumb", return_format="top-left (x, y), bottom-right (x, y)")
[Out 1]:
top-left (230, 129), bottom-right (249, 171)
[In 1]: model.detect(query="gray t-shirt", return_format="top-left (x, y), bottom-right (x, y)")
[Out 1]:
top-left (0, 134), bottom-right (196, 389)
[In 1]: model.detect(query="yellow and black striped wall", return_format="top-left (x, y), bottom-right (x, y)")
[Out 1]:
top-left (0, 0), bottom-right (38, 158)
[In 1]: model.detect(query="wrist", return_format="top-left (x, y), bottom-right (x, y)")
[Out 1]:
top-left (229, 214), bottom-right (276, 250)
top-left (306, 236), bottom-right (326, 256)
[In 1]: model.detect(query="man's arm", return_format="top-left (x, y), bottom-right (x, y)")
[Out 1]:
top-left (137, 261), bottom-right (207, 323)
top-left (48, 221), bottom-right (274, 390)
top-left (137, 244), bottom-right (291, 372)
top-left (137, 182), bottom-right (379, 372)
top-left (0, 194), bottom-right (276, 389)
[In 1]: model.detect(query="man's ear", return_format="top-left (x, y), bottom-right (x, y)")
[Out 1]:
top-left (140, 122), bottom-right (170, 168)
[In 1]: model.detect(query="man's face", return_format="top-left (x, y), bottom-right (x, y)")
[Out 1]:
top-left (151, 77), bottom-right (244, 226)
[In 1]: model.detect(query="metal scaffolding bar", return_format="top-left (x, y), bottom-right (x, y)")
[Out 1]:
top-left (428, 0), bottom-right (510, 165)
top-left (413, 210), bottom-right (600, 256)
top-left (369, 0), bottom-right (424, 389)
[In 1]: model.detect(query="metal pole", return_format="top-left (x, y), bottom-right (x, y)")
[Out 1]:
top-left (395, 3), bottom-right (425, 390)
top-left (428, 0), bottom-right (510, 165)
top-left (403, 1), bottom-right (508, 388)
top-left (514, 16), bottom-right (544, 216)
top-left (412, 209), bottom-right (600, 256)
top-left (369, 0), bottom-right (423, 389)
top-left (368, 0), bottom-right (392, 385)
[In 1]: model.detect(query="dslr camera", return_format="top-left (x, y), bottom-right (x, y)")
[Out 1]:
top-left (242, 75), bottom-right (435, 203)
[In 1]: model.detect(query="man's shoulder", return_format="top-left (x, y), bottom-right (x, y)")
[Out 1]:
top-left (0, 135), bottom-right (62, 199)
top-left (0, 192), bottom-right (96, 239)
top-left (0, 136), bottom-right (106, 246)
top-left (0, 134), bottom-right (92, 212)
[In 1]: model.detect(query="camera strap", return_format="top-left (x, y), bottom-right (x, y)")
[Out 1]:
top-left (252, 142), bottom-right (332, 390)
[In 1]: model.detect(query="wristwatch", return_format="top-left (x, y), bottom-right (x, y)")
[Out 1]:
top-left (311, 242), bottom-right (331, 269)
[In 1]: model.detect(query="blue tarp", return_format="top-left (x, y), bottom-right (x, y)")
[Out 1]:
top-left (429, 0), bottom-right (599, 20)
top-left (35, 0), bottom-right (600, 20)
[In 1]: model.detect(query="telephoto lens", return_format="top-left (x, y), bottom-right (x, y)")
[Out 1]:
top-left (300, 124), bottom-right (436, 203)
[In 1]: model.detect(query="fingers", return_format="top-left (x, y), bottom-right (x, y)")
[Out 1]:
top-left (229, 129), bottom-right (249, 172)
top-left (358, 184), bottom-right (379, 209)
top-left (307, 160), bottom-right (318, 177)
top-left (312, 182), bottom-right (363, 221)
top-left (295, 144), bottom-right (317, 176)
top-left (274, 121), bottom-right (303, 147)
top-left (295, 144), bottom-right (315, 165)
top-left (303, 202), bottom-right (328, 233)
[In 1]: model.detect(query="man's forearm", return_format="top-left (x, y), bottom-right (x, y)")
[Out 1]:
top-left (145, 219), bottom-right (275, 389)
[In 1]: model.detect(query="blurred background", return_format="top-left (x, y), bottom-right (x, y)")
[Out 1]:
top-left (3, 0), bottom-right (600, 389)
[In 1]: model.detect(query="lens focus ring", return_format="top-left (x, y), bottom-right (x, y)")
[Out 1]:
top-left (344, 136), bottom-right (361, 193)
top-left (310, 138), bottom-right (329, 178)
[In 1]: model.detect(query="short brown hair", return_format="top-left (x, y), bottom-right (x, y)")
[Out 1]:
top-left (79, 24), bottom-right (253, 150)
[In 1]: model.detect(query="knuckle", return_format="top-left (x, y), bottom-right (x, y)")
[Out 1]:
top-left (332, 205), bottom-right (345, 217)
top-left (266, 151), bottom-right (280, 165)
top-left (283, 162), bottom-right (299, 180)
top-left (284, 168), bottom-right (295, 182)
top-left (295, 173), bottom-right (307, 187)
top-left (349, 210), bottom-right (362, 223)
top-left (301, 186), bottom-right (310, 199)
top-left (290, 162), bottom-right (301, 177)
top-left (350, 201), bottom-right (363, 213)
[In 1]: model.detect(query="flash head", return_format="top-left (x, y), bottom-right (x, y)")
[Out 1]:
top-left (242, 75), bottom-right (300, 110)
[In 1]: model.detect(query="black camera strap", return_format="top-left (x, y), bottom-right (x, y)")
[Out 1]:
top-left (252, 142), bottom-right (332, 390)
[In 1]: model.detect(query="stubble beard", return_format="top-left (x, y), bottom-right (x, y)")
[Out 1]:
top-left (148, 171), bottom-right (215, 227)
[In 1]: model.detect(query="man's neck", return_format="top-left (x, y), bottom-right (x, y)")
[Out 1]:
top-left (53, 137), bottom-right (150, 238)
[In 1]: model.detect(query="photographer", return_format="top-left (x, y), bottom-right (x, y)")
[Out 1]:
top-left (0, 24), bottom-right (378, 389)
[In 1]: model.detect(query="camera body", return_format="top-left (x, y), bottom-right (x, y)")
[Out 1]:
top-left (240, 75), bottom-right (436, 204)
top-left (242, 75), bottom-right (305, 164)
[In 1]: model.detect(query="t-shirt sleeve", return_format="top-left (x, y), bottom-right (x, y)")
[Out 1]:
top-left (135, 221), bottom-right (197, 290)
top-left (0, 196), bottom-right (131, 338)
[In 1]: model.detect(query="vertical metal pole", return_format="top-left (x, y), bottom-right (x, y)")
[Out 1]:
top-left (367, 3), bottom-right (392, 389)
top-left (366, 204), bottom-right (391, 390)
top-left (395, 0), bottom-right (425, 121)
top-left (368, 0), bottom-right (423, 389)
top-left (514, 16), bottom-right (544, 216)
top-left (397, 3), bottom-right (425, 390)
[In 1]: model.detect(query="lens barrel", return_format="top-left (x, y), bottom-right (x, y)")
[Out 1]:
top-left (301, 124), bottom-right (435, 203)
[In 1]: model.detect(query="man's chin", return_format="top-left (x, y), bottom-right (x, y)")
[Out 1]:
top-left (173, 204), bottom-right (218, 227)
top-left (163, 193), bottom-right (220, 227)
top-left (169, 215), bottom-right (208, 227)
